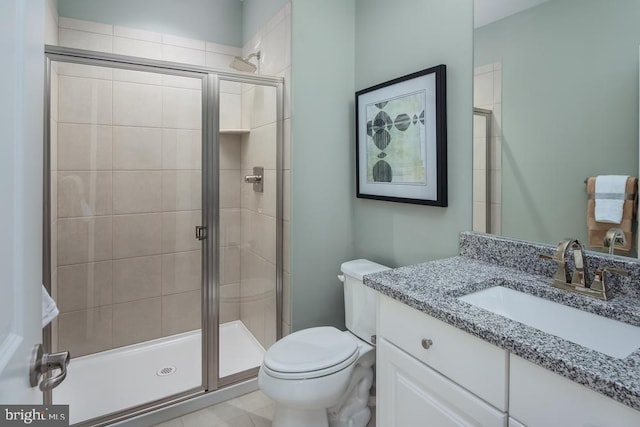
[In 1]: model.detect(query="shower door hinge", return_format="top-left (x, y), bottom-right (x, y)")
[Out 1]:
top-left (195, 226), bottom-right (207, 241)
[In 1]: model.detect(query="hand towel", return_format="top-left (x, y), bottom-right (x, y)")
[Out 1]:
top-left (42, 284), bottom-right (59, 327)
top-left (586, 176), bottom-right (637, 253)
top-left (594, 175), bottom-right (629, 223)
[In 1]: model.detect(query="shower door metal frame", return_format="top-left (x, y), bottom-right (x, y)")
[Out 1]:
top-left (213, 73), bottom-right (285, 389)
top-left (473, 107), bottom-right (493, 234)
top-left (43, 45), bottom-right (284, 427)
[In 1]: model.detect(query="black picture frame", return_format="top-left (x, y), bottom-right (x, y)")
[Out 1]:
top-left (355, 64), bottom-right (447, 206)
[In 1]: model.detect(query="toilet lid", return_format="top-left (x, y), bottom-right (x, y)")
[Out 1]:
top-left (263, 327), bottom-right (358, 374)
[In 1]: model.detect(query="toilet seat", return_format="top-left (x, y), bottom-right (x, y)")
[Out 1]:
top-left (263, 327), bottom-right (359, 380)
top-left (263, 350), bottom-right (359, 380)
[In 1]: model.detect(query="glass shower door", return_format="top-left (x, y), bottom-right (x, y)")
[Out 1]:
top-left (217, 79), bottom-right (280, 382)
top-left (48, 59), bottom-right (206, 425)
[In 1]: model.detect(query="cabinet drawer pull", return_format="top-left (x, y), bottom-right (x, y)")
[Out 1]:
top-left (421, 338), bottom-right (433, 350)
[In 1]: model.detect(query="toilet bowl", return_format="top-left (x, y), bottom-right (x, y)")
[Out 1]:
top-left (259, 327), bottom-right (375, 427)
top-left (258, 259), bottom-right (389, 427)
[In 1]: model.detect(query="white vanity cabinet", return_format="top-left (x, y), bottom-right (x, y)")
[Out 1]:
top-left (509, 355), bottom-right (640, 427)
top-left (377, 295), bottom-right (508, 426)
top-left (378, 338), bottom-right (507, 426)
top-left (376, 295), bottom-right (640, 427)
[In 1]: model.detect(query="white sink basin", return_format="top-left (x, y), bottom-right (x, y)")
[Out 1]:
top-left (459, 286), bottom-right (640, 358)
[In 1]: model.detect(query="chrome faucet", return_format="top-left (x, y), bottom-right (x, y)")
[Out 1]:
top-left (539, 239), bottom-right (588, 287)
top-left (603, 228), bottom-right (627, 254)
top-left (569, 239), bottom-right (588, 287)
top-left (539, 239), bottom-right (572, 285)
top-left (540, 239), bottom-right (627, 301)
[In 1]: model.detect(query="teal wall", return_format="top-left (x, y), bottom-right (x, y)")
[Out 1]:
top-left (242, 0), bottom-right (289, 44)
top-left (290, 0), bottom-right (356, 331)
top-left (290, 0), bottom-right (473, 331)
top-left (353, 0), bottom-right (474, 267)
top-left (57, 0), bottom-right (243, 46)
top-left (474, 0), bottom-right (640, 246)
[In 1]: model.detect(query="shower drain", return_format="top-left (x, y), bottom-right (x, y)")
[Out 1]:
top-left (156, 366), bottom-right (177, 377)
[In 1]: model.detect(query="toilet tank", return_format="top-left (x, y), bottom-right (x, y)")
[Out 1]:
top-left (340, 259), bottom-right (390, 345)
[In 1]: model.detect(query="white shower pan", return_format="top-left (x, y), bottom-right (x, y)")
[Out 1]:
top-left (54, 320), bottom-right (265, 425)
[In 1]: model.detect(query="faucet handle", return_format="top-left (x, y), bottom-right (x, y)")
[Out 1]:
top-left (539, 252), bottom-right (570, 284)
top-left (538, 239), bottom-right (571, 262)
top-left (570, 240), bottom-right (588, 287)
top-left (590, 267), bottom-right (629, 301)
top-left (601, 267), bottom-right (630, 277)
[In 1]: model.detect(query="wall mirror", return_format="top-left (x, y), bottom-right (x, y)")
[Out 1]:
top-left (473, 0), bottom-right (640, 258)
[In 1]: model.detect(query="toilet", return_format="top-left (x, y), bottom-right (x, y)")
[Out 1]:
top-left (258, 259), bottom-right (389, 427)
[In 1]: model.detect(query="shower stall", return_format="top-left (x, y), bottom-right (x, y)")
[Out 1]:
top-left (43, 45), bottom-right (283, 426)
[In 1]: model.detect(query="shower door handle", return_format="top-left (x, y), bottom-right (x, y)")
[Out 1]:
top-left (195, 226), bottom-right (207, 241)
top-left (30, 344), bottom-right (71, 391)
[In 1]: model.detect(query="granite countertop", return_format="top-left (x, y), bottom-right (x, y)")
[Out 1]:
top-left (363, 232), bottom-right (640, 411)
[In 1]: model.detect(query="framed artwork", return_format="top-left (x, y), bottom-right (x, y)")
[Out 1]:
top-left (355, 65), bottom-right (447, 206)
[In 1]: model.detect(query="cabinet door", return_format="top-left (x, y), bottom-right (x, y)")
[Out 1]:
top-left (510, 355), bottom-right (640, 427)
top-left (377, 338), bottom-right (507, 427)
top-left (378, 295), bottom-right (508, 410)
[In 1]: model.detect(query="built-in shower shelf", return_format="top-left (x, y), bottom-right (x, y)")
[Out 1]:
top-left (220, 129), bottom-right (250, 135)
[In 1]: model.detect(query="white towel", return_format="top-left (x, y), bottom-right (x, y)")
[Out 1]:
top-left (595, 175), bottom-right (629, 224)
top-left (42, 285), bottom-right (59, 327)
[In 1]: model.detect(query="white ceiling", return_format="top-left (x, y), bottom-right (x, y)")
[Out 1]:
top-left (474, 0), bottom-right (551, 28)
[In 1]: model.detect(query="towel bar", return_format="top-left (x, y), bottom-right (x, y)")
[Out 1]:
top-left (587, 193), bottom-right (635, 200)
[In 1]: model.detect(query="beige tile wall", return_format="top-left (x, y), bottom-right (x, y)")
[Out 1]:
top-left (216, 79), bottom-right (244, 326)
top-left (45, 0), bottom-right (58, 45)
top-left (52, 7), bottom-right (291, 356)
top-left (53, 61), bottom-right (204, 357)
top-left (238, 86), bottom-right (279, 348)
top-left (219, 131), bottom-right (242, 325)
top-left (52, 18), bottom-right (246, 357)
top-left (239, 2), bottom-right (292, 346)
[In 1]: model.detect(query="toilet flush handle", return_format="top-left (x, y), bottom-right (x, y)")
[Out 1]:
top-left (337, 275), bottom-right (345, 282)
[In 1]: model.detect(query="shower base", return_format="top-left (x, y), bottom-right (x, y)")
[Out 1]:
top-left (54, 320), bottom-right (265, 425)
top-left (218, 320), bottom-right (266, 377)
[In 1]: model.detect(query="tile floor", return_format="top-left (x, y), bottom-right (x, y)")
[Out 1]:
top-left (153, 390), bottom-right (273, 427)
top-left (153, 390), bottom-right (376, 427)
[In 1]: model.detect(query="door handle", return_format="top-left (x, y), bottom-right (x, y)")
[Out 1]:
top-left (30, 344), bottom-right (71, 391)
top-left (195, 226), bottom-right (207, 241)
